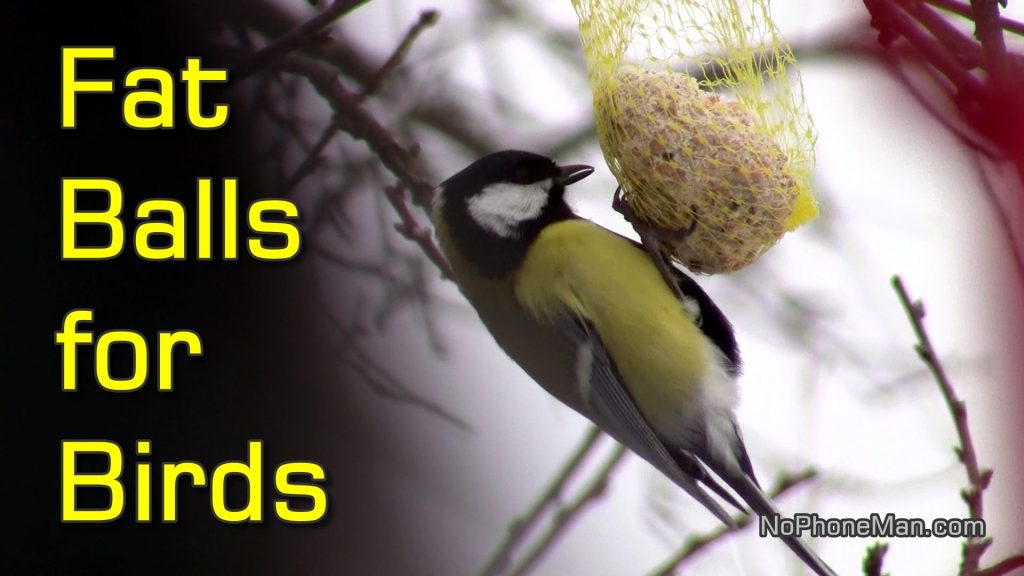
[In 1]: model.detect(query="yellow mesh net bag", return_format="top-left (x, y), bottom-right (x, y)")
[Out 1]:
top-left (572, 0), bottom-right (817, 274)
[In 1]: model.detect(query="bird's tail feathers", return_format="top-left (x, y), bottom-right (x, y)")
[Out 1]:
top-left (668, 469), bottom-right (738, 528)
top-left (726, 472), bottom-right (837, 576)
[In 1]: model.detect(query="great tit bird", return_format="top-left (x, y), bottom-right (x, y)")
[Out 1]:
top-left (432, 150), bottom-right (836, 576)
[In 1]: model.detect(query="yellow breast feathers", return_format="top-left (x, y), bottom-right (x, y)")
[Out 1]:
top-left (513, 220), bottom-right (710, 412)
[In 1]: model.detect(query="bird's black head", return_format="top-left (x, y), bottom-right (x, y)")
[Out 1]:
top-left (434, 150), bottom-right (594, 279)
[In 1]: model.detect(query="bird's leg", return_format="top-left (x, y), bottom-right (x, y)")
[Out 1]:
top-left (637, 227), bottom-right (688, 303)
top-left (612, 185), bottom-right (630, 218)
top-left (664, 205), bottom-right (699, 242)
top-left (612, 186), bottom-right (688, 303)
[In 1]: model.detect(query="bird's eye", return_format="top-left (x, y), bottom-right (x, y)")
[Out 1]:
top-left (513, 167), bottom-right (533, 183)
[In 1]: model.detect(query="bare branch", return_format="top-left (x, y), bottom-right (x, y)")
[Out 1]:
top-left (506, 444), bottom-right (629, 576)
top-left (970, 154), bottom-right (1024, 286)
top-left (863, 542), bottom-right (890, 576)
top-left (322, 297), bottom-right (470, 431)
top-left (283, 116), bottom-right (341, 196)
top-left (925, 0), bottom-right (1024, 37)
top-left (277, 54), bottom-right (435, 206)
top-left (898, 0), bottom-right (983, 69)
top-left (968, 0), bottom-right (1010, 78)
top-left (235, 0), bottom-right (499, 156)
top-left (890, 275), bottom-right (992, 574)
top-left (645, 468), bottom-right (818, 576)
top-left (269, 53), bottom-right (458, 280)
top-left (864, 0), bottom-right (988, 101)
top-left (360, 9), bottom-right (440, 100)
top-left (479, 426), bottom-right (605, 576)
top-left (384, 184), bottom-right (455, 279)
top-left (234, 0), bottom-right (369, 80)
top-left (974, 553), bottom-right (1024, 576)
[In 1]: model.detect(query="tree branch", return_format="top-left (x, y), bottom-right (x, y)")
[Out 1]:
top-left (271, 52), bottom-right (458, 277)
top-left (234, 0), bottom-right (500, 156)
top-left (320, 297), bottom-right (470, 431)
top-left (479, 426), bottom-right (605, 576)
top-left (385, 184), bottom-right (455, 279)
top-left (974, 553), bottom-right (1024, 576)
top-left (968, 0), bottom-right (1009, 78)
top-left (283, 116), bottom-right (342, 196)
top-left (506, 445), bottom-right (629, 576)
top-left (925, 0), bottom-right (1024, 37)
top-left (891, 275), bottom-right (993, 574)
top-left (359, 9), bottom-right (440, 100)
top-left (277, 54), bottom-right (436, 207)
top-left (863, 542), bottom-right (890, 576)
top-left (234, 0), bottom-right (369, 80)
top-left (865, 0), bottom-right (988, 101)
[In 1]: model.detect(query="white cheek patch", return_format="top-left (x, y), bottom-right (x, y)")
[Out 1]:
top-left (467, 180), bottom-right (551, 237)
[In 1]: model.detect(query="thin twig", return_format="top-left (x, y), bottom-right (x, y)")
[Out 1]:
top-left (283, 116), bottom-right (342, 196)
top-left (925, 0), bottom-right (1024, 37)
top-left (321, 294), bottom-right (470, 430)
top-left (646, 468), bottom-right (818, 576)
top-left (360, 9), bottom-right (440, 100)
top-left (311, 242), bottom-right (415, 285)
top-left (891, 276), bottom-right (993, 574)
top-left (234, 0), bottom-right (369, 80)
top-left (884, 48), bottom-right (1002, 158)
top-left (506, 444), bottom-right (629, 576)
top-left (974, 553), bottom-right (1024, 576)
top-left (272, 54), bottom-right (456, 279)
top-left (968, 0), bottom-right (1009, 78)
top-left (865, 0), bottom-right (988, 101)
top-left (479, 426), bottom-right (605, 576)
top-left (971, 154), bottom-right (1024, 288)
top-left (277, 54), bottom-right (435, 206)
top-left (385, 184), bottom-right (455, 279)
top-left (896, 0), bottom-right (984, 69)
top-left (237, 0), bottom-right (501, 155)
top-left (863, 542), bottom-right (890, 576)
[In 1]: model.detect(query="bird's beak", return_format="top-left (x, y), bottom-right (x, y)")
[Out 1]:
top-left (555, 164), bottom-right (595, 187)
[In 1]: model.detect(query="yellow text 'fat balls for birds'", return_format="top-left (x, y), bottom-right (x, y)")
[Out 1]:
top-left (574, 0), bottom-right (818, 274)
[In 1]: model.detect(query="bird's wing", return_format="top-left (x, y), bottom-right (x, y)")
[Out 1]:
top-left (558, 315), bottom-right (737, 526)
top-left (665, 264), bottom-right (742, 375)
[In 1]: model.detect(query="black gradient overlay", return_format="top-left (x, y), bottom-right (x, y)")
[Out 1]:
top-left (5, 2), bottom-right (413, 573)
